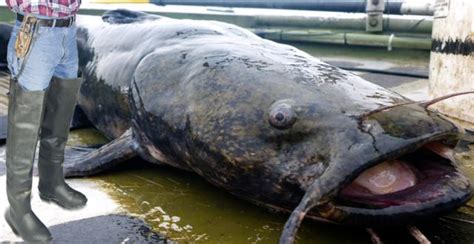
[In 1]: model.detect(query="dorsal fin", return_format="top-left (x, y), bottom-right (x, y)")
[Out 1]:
top-left (102, 9), bottom-right (160, 24)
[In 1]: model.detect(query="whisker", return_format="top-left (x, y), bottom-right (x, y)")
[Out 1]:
top-left (407, 225), bottom-right (431, 244)
top-left (420, 91), bottom-right (474, 108)
top-left (359, 91), bottom-right (474, 118)
top-left (441, 216), bottom-right (474, 225)
top-left (366, 228), bottom-right (383, 244)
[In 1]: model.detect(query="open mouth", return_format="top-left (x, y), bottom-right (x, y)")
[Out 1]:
top-left (338, 141), bottom-right (468, 209)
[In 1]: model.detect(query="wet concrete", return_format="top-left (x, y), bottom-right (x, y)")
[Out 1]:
top-left (0, 129), bottom-right (166, 242)
top-left (0, 157), bottom-right (167, 243)
top-left (0, 173), bottom-right (117, 242)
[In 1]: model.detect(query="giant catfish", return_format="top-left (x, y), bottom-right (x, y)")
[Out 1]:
top-left (2, 9), bottom-right (472, 243)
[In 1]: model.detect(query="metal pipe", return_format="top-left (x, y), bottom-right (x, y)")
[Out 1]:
top-left (151, 0), bottom-right (406, 14)
top-left (253, 28), bottom-right (431, 50)
top-left (152, 0), bottom-right (435, 16)
top-left (400, 2), bottom-right (435, 16)
top-left (254, 13), bottom-right (432, 34)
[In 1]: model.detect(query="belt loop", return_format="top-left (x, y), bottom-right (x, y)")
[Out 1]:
top-left (70, 15), bottom-right (75, 26)
top-left (52, 19), bottom-right (57, 28)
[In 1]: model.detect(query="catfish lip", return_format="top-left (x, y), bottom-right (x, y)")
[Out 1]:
top-left (337, 141), bottom-right (462, 208)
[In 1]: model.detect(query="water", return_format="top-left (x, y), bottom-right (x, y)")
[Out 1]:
top-left (97, 162), bottom-right (369, 243)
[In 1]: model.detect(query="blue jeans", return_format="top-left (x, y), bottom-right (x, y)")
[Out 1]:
top-left (7, 18), bottom-right (78, 91)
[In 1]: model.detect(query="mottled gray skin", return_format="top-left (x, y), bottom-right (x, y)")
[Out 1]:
top-left (75, 10), bottom-right (471, 226)
top-left (0, 24), bottom-right (12, 71)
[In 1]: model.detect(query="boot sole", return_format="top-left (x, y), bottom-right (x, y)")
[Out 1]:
top-left (5, 210), bottom-right (54, 242)
top-left (39, 193), bottom-right (86, 210)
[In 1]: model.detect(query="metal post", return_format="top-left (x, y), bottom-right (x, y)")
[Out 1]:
top-left (429, 0), bottom-right (474, 125)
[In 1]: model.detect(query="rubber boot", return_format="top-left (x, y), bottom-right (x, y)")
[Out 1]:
top-left (37, 77), bottom-right (87, 209)
top-left (4, 78), bottom-right (52, 242)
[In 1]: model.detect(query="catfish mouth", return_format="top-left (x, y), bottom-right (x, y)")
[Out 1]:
top-left (337, 141), bottom-right (471, 209)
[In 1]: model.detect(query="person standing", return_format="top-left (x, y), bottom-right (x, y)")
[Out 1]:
top-left (4, 0), bottom-right (87, 242)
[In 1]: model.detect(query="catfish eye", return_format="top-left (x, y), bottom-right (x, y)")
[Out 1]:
top-left (269, 102), bottom-right (297, 130)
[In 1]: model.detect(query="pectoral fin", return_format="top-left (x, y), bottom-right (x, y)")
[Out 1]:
top-left (64, 129), bottom-right (138, 177)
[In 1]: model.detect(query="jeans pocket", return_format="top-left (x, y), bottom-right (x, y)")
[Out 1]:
top-left (9, 25), bottom-right (45, 79)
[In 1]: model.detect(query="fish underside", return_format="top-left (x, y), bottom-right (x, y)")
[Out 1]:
top-left (1, 10), bottom-right (472, 243)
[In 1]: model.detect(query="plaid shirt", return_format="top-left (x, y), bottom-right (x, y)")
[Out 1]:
top-left (6, 0), bottom-right (81, 18)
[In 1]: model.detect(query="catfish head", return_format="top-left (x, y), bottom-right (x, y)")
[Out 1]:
top-left (97, 10), bottom-right (472, 243)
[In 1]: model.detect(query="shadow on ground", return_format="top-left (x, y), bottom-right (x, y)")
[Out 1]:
top-left (49, 214), bottom-right (167, 243)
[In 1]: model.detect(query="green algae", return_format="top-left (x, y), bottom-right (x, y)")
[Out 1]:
top-left (68, 128), bottom-right (109, 146)
top-left (94, 161), bottom-right (368, 243)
